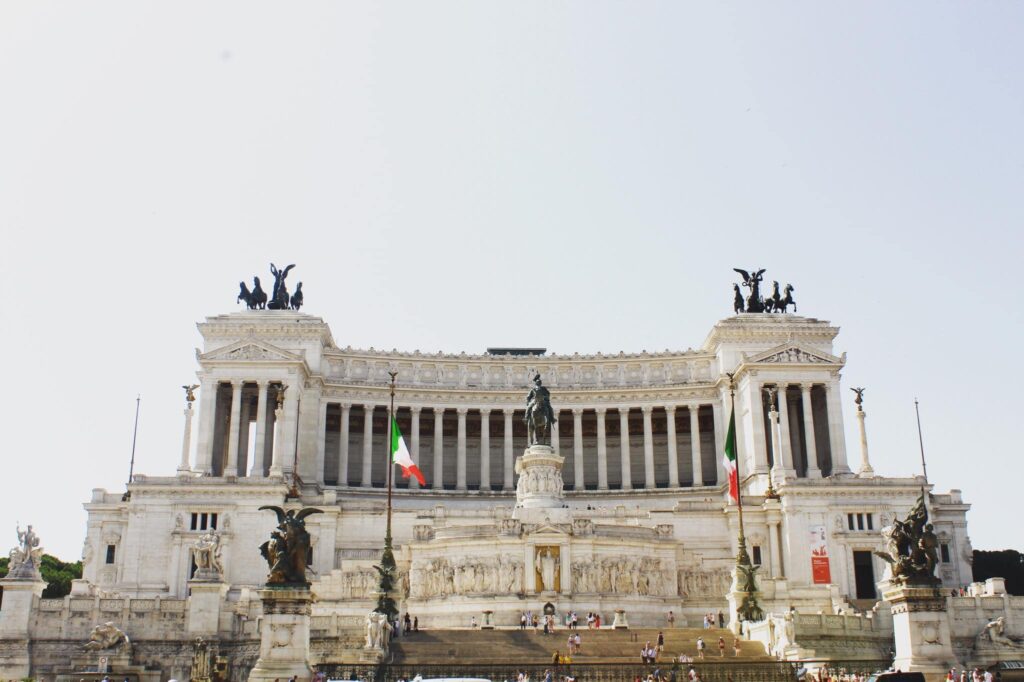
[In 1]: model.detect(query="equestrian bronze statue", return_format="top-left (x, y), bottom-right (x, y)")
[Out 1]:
top-left (524, 374), bottom-right (557, 446)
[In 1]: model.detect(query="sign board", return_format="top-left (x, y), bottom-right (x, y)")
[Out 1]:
top-left (809, 524), bottom-right (832, 584)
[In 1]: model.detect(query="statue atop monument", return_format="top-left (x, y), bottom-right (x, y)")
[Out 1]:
top-left (236, 264), bottom-right (303, 311)
top-left (258, 506), bottom-right (323, 587)
top-left (7, 524), bottom-right (43, 580)
top-left (874, 494), bottom-right (940, 586)
top-left (730, 269), bottom-right (796, 313)
top-left (524, 374), bottom-right (557, 446)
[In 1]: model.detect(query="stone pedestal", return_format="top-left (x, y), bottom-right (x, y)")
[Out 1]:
top-left (512, 445), bottom-right (569, 524)
top-left (0, 577), bottom-right (46, 678)
top-left (481, 610), bottom-right (495, 630)
top-left (248, 589), bottom-right (314, 682)
top-left (187, 580), bottom-right (228, 636)
top-left (884, 583), bottom-right (960, 679)
top-left (612, 609), bottom-right (629, 629)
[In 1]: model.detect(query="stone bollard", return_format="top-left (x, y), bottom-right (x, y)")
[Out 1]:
top-left (613, 609), bottom-right (629, 629)
top-left (482, 610), bottom-right (495, 629)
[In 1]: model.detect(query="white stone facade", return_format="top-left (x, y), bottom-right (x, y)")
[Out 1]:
top-left (76, 311), bottom-right (974, 627)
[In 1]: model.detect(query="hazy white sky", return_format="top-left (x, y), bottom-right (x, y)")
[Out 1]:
top-left (1, 2), bottom-right (1022, 559)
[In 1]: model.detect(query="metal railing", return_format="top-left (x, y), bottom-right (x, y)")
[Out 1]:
top-left (317, 661), bottom-right (802, 682)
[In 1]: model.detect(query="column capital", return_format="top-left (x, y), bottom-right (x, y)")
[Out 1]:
top-left (410, 406), bottom-right (422, 415)
top-left (618, 406), bottom-right (632, 415)
top-left (230, 380), bottom-right (244, 390)
top-left (503, 407), bottom-right (515, 416)
top-left (641, 405), bottom-right (653, 415)
top-left (456, 407), bottom-right (469, 416)
top-left (256, 378), bottom-right (270, 388)
top-left (340, 402), bottom-right (352, 410)
top-left (572, 408), bottom-right (584, 417)
top-left (595, 406), bottom-right (607, 416)
top-left (665, 404), bottom-right (676, 415)
top-left (800, 383), bottom-right (813, 394)
top-left (363, 403), bottom-right (376, 412)
top-left (479, 407), bottom-right (492, 416)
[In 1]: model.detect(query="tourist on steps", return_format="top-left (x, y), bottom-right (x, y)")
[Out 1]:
top-left (719, 636), bottom-right (725, 657)
top-left (696, 636), bottom-right (705, 659)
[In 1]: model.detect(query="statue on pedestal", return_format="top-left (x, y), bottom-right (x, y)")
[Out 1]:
top-left (875, 494), bottom-right (940, 585)
top-left (8, 524), bottom-right (43, 580)
top-left (191, 531), bottom-right (224, 581)
top-left (268, 263), bottom-right (295, 310)
top-left (524, 374), bottom-right (557, 446)
top-left (258, 506), bottom-right (323, 587)
top-left (733, 268), bottom-right (766, 313)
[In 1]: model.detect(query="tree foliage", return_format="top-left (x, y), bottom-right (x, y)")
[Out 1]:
top-left (972, 549), bottom-right (1024, 596)
top-left (0, 554), bottom-right (83, 603)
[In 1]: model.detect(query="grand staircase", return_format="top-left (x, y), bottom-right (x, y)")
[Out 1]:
top-left (389, 627), bottom-right (770, 665)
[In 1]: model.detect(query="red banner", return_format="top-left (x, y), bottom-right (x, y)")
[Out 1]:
top-left (809, 525), bottom-right (832, 584)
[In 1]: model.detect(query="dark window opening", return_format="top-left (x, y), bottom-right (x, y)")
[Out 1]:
top-left (848, 514), bottom-right (855, 531)
top-left (752, 545), bottom-right (762, 566)
top-left (105, 545), bottom-right (116, 564)
top-left (941, 544), bottom-right (951, 563)
top-left (190, 513), bottom-right (199, 530)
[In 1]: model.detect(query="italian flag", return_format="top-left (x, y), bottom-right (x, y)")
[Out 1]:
top-left (391, 416), bottom-right (426, 486)
top-left (722, 407), bottom-right (739, 502)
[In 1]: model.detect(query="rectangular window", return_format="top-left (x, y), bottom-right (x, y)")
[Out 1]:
top-left (200, 513), bottom-right (208, 530)
top-left (752, 545), bottom-right (762, 566)
top-left (190, 513), bottom-right (198, 531)
top-left (866, 514), bottom-right (874, 531)
top-left (941, 544), bottom-right (951, 563)
top-left (210, 513), bottom-right (218, 529)
top-left (857, 514), bottom-right (865, 530)
top-left (105, 545), bottom-right (116, 564)
top-left (848, 514), bottom-right (855, 531)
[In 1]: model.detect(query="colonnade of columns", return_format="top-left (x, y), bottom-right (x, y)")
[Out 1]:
top-left (759, 380), bottom-right (849, 478)
top-left (318, 403), bottom-right (721, 491)
top-left (194, 380), bottom-right (287, 477)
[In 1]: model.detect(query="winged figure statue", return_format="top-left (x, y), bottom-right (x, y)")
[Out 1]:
top-left (258, 505), bottom-right (323, 586)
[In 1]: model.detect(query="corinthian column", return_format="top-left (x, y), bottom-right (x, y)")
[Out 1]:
top-left (503, 408), bottom-right (514, 490)
top-left (801, 385), bottom-right (821, 478)
top-left (776, 385), bottom-right (795, 476)
top-left (596, 408), bottom-right (608, 490)
top-left (410, 407), bottom-right (421, 489)
top-left (479, 408), bottom-right (491, 490)
top-left (433, 409), bottom-right (445, 491)
top-left (854, 393), bottom-right (874, 477)
top-left (250, 381), bottom-right (269, 477)
top-left (456, 407), bottom-right (468, 491)
top-left (642, 406), bottom-right (655, 489)
top-left (572, 409), bottom-right (584, 490)
top-left (666, 406), bottom-right (679, 488)
top-left (225, 381), bottom-right (244, 477)
top-left (361, 404), bottom-right (375, 487)
top-left (269, 391), bottom-right (286, 478)
top-left (337, 403), bottom-right (351, 486)
top-left (619, 408), bottom-right (632, 490)
top-left (690, 405), bottom-right (703, 486)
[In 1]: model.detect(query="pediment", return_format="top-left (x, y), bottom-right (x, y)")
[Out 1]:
top-left (525, 521), bottom-right (571, 536)
top-left (200, 340), bottom-right (303, 364)
top-left (745, 344), bottom-right (841, 366)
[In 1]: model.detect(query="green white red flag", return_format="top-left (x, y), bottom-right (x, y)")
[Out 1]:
top-left (722, 407), bottom-right (739, 502)
top-left (391, 416), bottom-right (425, 486)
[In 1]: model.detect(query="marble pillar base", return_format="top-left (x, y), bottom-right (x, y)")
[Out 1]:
top-left (0, 577), bottom-right (46, 675)
top-left (884, 583), bottom-right (960, 679)
top-left (248, 588), bottom-right (314, 682)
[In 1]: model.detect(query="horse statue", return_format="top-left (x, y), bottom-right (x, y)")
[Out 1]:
top-left (732, 284), bottom-right (744, 314)
top-left (251, 277), bottom-right (268, 309)
top-left (290, 282), bottom-right (304, 311)
top-left (524, 374), bottom-right (557, 446)
top-left (237, 282), bottom-right (254, 309)
top-left (765, 281), bottom-right (783, 312)
top-left (781, 283), bottom-right (796, 312)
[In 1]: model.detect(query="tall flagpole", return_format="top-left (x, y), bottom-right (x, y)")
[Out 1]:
top-left (728, 374), bottom-right (751, 566)
top-left (373, 371), bottom-right (400, 623)
top-left (387, 371), bottom-right (397, 542)
top-left (123, 394), bottom-right (141, 501)
top-left (727, 372), bottom-right (761, 625)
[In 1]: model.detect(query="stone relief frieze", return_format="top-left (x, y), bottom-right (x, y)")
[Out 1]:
top-left (409, 556), bottom-right (524, 598)
top-left (571, 556), bottom-right (675, 596)
top-left (678, 567), bottom-right (732, 599)
top-left (757, 348), bottom-right (834, 364)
